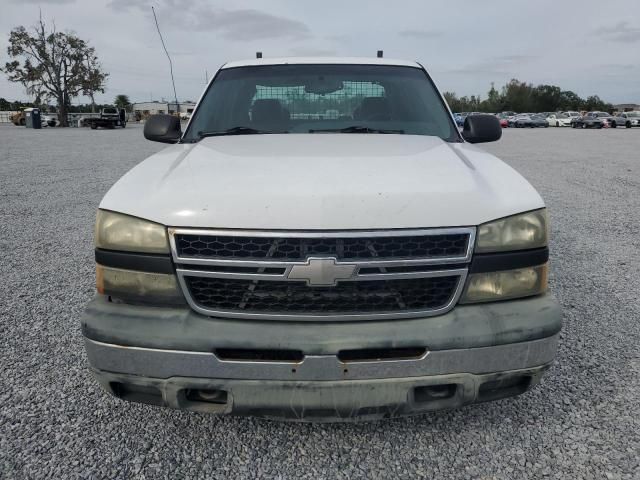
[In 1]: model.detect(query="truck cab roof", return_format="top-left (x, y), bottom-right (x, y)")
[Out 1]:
top-left (221, 57), bottom-right (422, 69)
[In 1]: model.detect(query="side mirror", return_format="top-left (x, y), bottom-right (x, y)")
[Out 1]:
top-left (144, 114), bottom-right (182, 143)
top-left (462, 114), bottom-right (502, 144)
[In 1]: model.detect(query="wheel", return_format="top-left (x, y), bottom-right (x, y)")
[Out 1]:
top-left (626, 122), bottom-right (631, 128)
top-left (611, 122), bottom-right (616, 128)
top-left (90, 124), bottom-right (97, 129)
top-left (556, 121), bottom-right (560, 127)
top-left (19, 118), bottom-right (26, 126)
top-left (582, 123), bottom-right (587, 129)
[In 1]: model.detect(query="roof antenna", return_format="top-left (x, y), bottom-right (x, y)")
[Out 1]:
top-left (256, 52), bottom-right (263, 59)
top-left (151, 6), bottom-right (179, 115)
top-left (377, 50), bottom-right (384, 58)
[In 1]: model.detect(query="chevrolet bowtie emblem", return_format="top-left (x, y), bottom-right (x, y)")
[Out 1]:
top-left (287, 257), bottom-right (357, 286)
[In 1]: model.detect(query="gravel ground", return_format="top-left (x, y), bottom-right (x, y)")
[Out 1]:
top-left (1, 124), bottom-right (638, 479)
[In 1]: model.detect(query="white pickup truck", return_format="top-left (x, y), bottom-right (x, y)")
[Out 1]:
top-left (82, 57), bottom-right (562, 421)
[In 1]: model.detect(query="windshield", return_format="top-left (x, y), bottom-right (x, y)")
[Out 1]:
top-left (626, 112), bottom-right (639, 117)
top-left (103, 108), bottom-right (117, 114)
top-left (556, 113), bottom-right (568, 118)
top-left (184, 64), bottom-right (459, 142)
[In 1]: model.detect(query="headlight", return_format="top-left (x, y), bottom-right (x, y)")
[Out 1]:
top-left (461, 264), bottom-right (548, 303)
top-left (476, 209), bottom-right (548, 253)
top-left (95, 210), bottom-right (169, 253)
top-left (96, 265), bottom-right (185, 305)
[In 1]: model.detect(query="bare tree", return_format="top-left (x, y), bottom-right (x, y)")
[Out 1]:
top-left (2, 16), bottom-right (107, 126)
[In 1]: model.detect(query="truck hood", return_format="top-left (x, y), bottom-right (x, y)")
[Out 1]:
top-left (100, 134), bottom-right (544, 229)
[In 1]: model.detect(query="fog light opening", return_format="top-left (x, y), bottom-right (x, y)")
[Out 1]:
top-left (414, 384), bottom-right (457, 403)
top-left (185, 388), bottom-right (228, 405)
top-left (109, 382), bottom-right (163, 406)
top-left (477, 375), bottom-right (532, 402)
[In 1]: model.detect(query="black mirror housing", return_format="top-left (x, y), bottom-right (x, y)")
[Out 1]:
top-left (144, 114), bottom-right (182, 143)
top-left (462, 114), bottom-right (502, 144)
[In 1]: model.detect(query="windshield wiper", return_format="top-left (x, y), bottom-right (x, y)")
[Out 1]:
top-left (309, 125), bottom-right (405, 134)
top-left (197, 126), bottom-right (288, 138)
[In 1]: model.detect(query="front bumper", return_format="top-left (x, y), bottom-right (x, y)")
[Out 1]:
top-left (82, 294), bottom-right (562, 421)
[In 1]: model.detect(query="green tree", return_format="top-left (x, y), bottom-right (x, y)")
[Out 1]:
top-left (114, 94), bottom-right (130, 110)
top-left (583, 95), bottom-right (612, 112)
top-left (532, 85), bottom-right (562, 112)
top-left (2, 16), bottom-right (108, 126)
top-left (502, 79), bottom-right (534, 112)
top-left (442, 91), bottom-right (460, 112)
top-left (558, 91), bottom-right (583, 111)
top-left (482, 82), bottom-right (503, 112)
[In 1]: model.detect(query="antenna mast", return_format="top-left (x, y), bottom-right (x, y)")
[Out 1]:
top-left (151, 7), bottom-right (179, 115)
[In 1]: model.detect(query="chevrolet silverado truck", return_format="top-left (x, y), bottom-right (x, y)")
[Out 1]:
top-left (82, 57), bottom-right (562, 421)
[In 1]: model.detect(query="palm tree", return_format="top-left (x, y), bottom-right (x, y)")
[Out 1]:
top-left (114, 94), bottom-right (130, 110)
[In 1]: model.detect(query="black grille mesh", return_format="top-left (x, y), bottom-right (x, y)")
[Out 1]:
top-left (175, 234), bottom-right (469, 261)
top-left (185, 276), bottom-right (460, 315)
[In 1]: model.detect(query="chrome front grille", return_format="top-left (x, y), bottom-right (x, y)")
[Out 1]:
top-left (170, 228), bottom-right (475, 321)
top-left (185, 275), bottom-right (462, 315)
top-left (174, 232), bottom-right (470, 261)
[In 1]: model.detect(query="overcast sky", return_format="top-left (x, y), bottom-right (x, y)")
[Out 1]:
top-left (2, 0), bottom-right (639, 105)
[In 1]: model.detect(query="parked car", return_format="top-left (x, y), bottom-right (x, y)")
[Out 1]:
top-left (603, 112), bottom-right (628, 128)
top-left (618, 111), bottom-right (640, 128)
top-left (509, 114), bottom-right (534, 128)
top-left (499, 117), bottom-right (508, 128)
top-left (530, 114), bottom-right (549, 128)
top-left (546, 112), bottom-right (572, 127)
top-left (83, 56), bottom-right (561, 421)
top-left (41, 113), bottom-right (58, 127)
top-left (572, 112), bottom-right (605, 129)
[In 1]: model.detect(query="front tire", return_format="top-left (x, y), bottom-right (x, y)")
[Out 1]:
top-left (611, 122), bottom-right (616, 128)
top-left (626, 122), bottom-right (632, 128)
